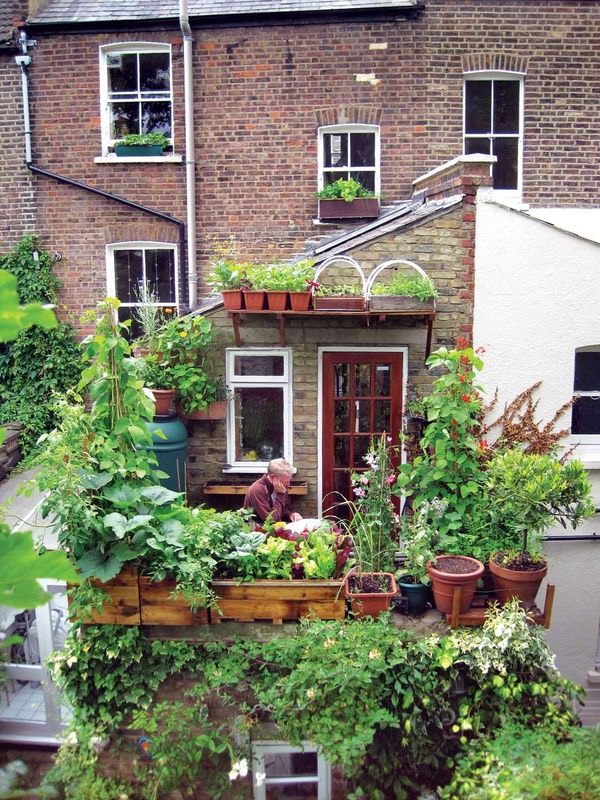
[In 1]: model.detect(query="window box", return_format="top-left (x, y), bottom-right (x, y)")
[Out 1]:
top-left (211, 578), bottom-right (345, 623)
top-left (114, 144), bottom-right (164, 157)
top-left (368, 296), bottom-right (435, 312)
top-left (203, 480), bottom-right (308, 496)
top-left (176, 400), bottom-right (228, 421)
top-left (318, 197), bottom-right (380, 220)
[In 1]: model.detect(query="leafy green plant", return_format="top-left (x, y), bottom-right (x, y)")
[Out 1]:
top-left (207, 259), bottom-right (253, 291)
top-left (371, 274), bottom-right (437, 301)
top-left (398, 500), bottom-right (445, 584)
top-left (317, 177), bottom-right (375, 202)
top-left (315, 283), bottom-right (364, 297)
top-left (246, 260), bottom-right (316, 292)
top-left (298, 525), bottom-right (338, 578)
top-left (256, 535), bottom-right (296, 578)
top-left (115, 132), bottom-right (170, 149)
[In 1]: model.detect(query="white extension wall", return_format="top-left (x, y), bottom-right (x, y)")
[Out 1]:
top-left (473, 196), bottom-right (600, 710)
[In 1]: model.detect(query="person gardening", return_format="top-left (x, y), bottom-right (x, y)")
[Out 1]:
top-left (243, 458), bottom-right (303, 525)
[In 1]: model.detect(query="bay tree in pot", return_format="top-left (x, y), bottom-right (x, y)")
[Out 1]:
top-left (486, 448), bottom-right (593, 608)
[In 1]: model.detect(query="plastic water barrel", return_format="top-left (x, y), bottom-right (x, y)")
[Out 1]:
top-left (145, 413), bottom-right (188, 495)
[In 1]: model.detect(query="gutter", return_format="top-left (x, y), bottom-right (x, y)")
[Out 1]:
top-left (16, 34), bottom-right (189, 308)
top-left (179, 0), bottom-right (197, 309)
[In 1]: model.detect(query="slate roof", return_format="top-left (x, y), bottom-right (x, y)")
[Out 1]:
top-left (28, 0), bottom-right (422, 25)
top-left (0, 0), bottom-right (15, 45)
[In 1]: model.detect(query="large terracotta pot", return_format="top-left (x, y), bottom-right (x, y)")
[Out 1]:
top-left (344, 572), bottom-right (398, 619)
top-left (221, 289), bottom-right (244, 311)
top-left (266, 290), bottom-right (288, 311)
top-left (489, 557), bottom-right (548, 609)
top-left (243, 290), bottom-right (265, 311)
top-left (150, 388), bottom-right (176, 416)
top-left (289, 291), bottom-right (312, 311)
top-left (426, 555), bottom-right (484, 614)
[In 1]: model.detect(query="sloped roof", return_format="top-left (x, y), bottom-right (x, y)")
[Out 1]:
top-left (0, 0), bottom-right (15, 45)
top-left (29, 0), bottom-right (422, 26)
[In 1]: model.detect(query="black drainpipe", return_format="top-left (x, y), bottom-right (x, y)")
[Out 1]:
top-left (27, 164), bottom-right (188, 309)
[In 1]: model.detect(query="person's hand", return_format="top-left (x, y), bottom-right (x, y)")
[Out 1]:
top-left (272, 477), bottom-right (288, 494)
top-left (290, 512), bottom-right (303, 522)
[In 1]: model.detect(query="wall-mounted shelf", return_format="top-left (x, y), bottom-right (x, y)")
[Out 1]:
top-left (203, 480), bottom-right (308, 496)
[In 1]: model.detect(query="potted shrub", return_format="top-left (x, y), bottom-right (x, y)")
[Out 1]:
top-left (317, 177), bottom-right (379, 220)
top-left (486, 449), bottom-right (593, 608)
top-left (207, 259), bottom-right (249, 311)
top-left (313, 283), bottom-right (366, 311)
top-left (114, 132), bottom-right (170, 157)
top-left (341, 435), bottom-right (399, 619)
top-left (141, 357), bottom-right (176, 415)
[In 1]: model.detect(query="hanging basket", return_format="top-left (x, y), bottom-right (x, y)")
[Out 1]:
top-left (365, 259), bottom-right (436, 312)
top-left (313, 256), bottom-right (367, 312)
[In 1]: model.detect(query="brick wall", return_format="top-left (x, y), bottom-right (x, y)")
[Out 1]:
top-left (22, 0), bottom-right (600, 321)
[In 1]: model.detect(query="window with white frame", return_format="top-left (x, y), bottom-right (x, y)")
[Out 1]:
top-left (226, 350), bottom-right (292, 470)
top-left (100, 43), bottom-right (173, 153)
top-left (252, 742), bottom-right (331, 800)
top-left (463, 72), bottom-right (523, 192)
top-left (571, 347), bottom-right (600, 440)
top-left (318, 124), bottom-right (380, 194)
top-left (107, 243), bottom-right (178, 334)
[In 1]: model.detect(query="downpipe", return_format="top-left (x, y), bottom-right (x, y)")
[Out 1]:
top-left (179, 0), bottom-right (198, 309)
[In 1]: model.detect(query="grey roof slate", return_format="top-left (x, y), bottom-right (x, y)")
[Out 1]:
top-left (29, 0), bottom-right (420, 25)
top-left (0, 0), bottom-right (14, 45)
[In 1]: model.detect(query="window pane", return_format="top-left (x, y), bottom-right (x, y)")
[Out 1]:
top-left (323, 170), bottom-right (349, 185)
top-left (465, 80), bottom-right (492, 134)
top-left (353, 435), bottom-right (370, 465)
top-left (572, 396), bottom-right (600, 435)
top-left (324, 133), bottom-right (348, 168)
top-left (234, 387), bottom-right (283, 461)
top-left (374, 400), bottom-right (391, 432)
top-left (492, 137), bottom-right (518, 189)
top-left (108, 53), bottom-right (138, 93)
top-left (146, 249), bottom-right (176, 303)
top-left (464, 136), bottom-right (491, 157)
top-left (334, 437), bottom-right (349, 467)
top-left (355, 364), bottom-right (371, 396)
top-left (139, 52), bottom-right (170, 92)
top-left (111, 102), bottom-right (140, 138)
top-left (574, 352), bottom-right (600, 391)
top-left (141, 101), bottom-right (171, 136)
top-left (374, 364), bottom-right (391, 396)
top-left (0, 680), bottom-right (46, 723)
top-left (117, 305), bottom-right (142, 339)
top-left (349, 171), bottom-right (375, 192)
top-left (334, 400), bottom-right (350, 432)
top-left (355, 400), bottom-right (371, 432)
top-left (334, 364), bottom-right (349, 397)
top-left (350, 132), bottom-right (375, 167)
top-left (266, 785), bottom-right (318, 799)
top-left (331, 470), bottom-right (350, 516)
top-left (114, 250), bottom-right (143, 303)
top-left (234, 355), bottom-right (284, 376)
top-left (493, 80), bottom-right (520, 134)
top-left (264, 751), bottom-right (318, 778)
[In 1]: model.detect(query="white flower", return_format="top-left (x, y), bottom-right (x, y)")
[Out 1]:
top-left (229, 759), bottom-right (248, 781)
top-left (238, 759), bottom-right (248, 778)
top-left (368, 649), bottom-right (381, 660)
top-left (306, 688), bottom-right (316, 700)
top-left (255, 771), bottom-right (266, 787)
top-left (228, 768), bottom-right (239, 781)
top-left (64, 731), bottom-right (78, 746)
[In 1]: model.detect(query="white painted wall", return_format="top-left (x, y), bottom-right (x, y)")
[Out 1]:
top-left (473, 197), bottom-right (600, 707)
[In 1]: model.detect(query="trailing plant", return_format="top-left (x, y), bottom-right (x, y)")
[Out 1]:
top-left (317, 177), bottom-right (375, 201)
top-left (370, 274), bottom-right (437, 301)
top-left (115, 132), bottom-right (169, 149)
top-left (0, 236), bottom-right (80, 456)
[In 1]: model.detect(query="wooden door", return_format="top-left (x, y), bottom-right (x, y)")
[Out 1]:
top-left (321, 351), bottom-right (403, 515)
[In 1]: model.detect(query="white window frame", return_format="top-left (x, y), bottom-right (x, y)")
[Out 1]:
top-left (571, 346), bottom-right (600, 445)
top-left (99, 42), bottom-right (174, 156)
top-left (252, 741), bottom-right (331, 800)
top-left (225, 348), bottom-right (293, 473)
top-left (318, 124), bottom-right (381, 195)
top-left (463, 70), bottom-right (525, 198)
top-left (106, 241), bottom-right (180, 318)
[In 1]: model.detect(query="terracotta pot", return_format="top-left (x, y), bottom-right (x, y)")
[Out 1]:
top-left (344, 572), bottom-right (398, 619)
top-left (426, 555), bottom-right (484, 614)
top-left (243, 290), bottom-right (266, 311)
top-left (221, 289), bottom-right (244, 311)
top-left (489, 557), bottom-right (548, 609)
top-left (150, 388), bottom-right (176, 416)
top-left (266, 290), bottom-right (289, 311)
top-left (289, 291), bottom-right (312, 311)
top-left (176, 400), bottom-right (228, 421)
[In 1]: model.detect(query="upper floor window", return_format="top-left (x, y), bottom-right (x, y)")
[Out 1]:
top-left (106, 243), bottom-right (178, 335)
top-left (463, 73), bottom-right (523, 193)
top-left (318, 124), bottom-right (380, 194)
top-left (100, 43), bottom-right (173, 153)
top-left (252, 741), bottom-right (331, 800)
top-left (571, 347), bottom-right (600, 440)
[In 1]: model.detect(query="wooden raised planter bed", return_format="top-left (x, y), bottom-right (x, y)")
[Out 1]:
top-left (368, 296), bottom-right (435, 313)
top-left (203, 480), bottom-right (308, 496)
top-left (87, 566), bottom-right (141, 625)
top-left (312, 296), bottom-right (366, 312)
top-left (211, 579), bottom-right (345, 624)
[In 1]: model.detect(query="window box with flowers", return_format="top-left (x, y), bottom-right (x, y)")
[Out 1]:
top-left (114, 132), bottom-right (170, 157)
top-left (317, 178), bottom-right (379, 221)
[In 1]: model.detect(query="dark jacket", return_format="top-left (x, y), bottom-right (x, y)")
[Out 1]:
top-left (243, 474), bottom-right (293, 524)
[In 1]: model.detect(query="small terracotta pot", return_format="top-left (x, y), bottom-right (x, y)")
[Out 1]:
top-left (266, 290), bottom-right (289, 311)
top-left (243, 290), bottom-right (266, 311)
top-left (289, 291), bottom-right (312, 312)
top-left (150, 388), bottom-right (176, 416)
top-left (489, 557), bottom-right (548, 609)
top-left (221, 289), bottom-right (244, 311)
top-left (426, 555), bottom-right (484, 614)
top-left (344, 572), bottom-right (398, 619)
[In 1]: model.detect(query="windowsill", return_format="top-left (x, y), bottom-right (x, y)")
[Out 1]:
top-left (222, 465), bottom-right (297, 475)
top-left (94, 154), bottom-right (183, 164)
top-left (567, 442), bottom-right (600, 469)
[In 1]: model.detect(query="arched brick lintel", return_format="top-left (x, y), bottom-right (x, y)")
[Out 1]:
top-left (461, 53), bottom-right (528, 74)
top-left (314, 106), bottom-right (383, 128)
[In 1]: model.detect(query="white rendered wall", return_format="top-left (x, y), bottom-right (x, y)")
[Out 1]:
top-left (473, 197), bottom-right (600, 705)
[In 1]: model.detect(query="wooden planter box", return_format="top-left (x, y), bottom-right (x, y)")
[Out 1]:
top-left (139, 576), bottom-right (209, 625)
top-left (211, 579), bottom-right (345, 624)
top-left (368, 296), bottom-right (435, 312)
top-left (318, 198), bottom-right (379, 220)
top-left (203, 480), bottom-right (308, 496)
top-left (0, 422), bottom-right (22, 480)
top-left (84, 566), bottom-right (141, 625)
top-left (313, 296), bottom-right (366, 312)
top-left (177, 400), bottom-right (228, 421)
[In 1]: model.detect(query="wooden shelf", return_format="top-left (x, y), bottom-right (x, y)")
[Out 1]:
top-left (228, 309), bottom-right (435, 356)
top-left (445, 584), bottom-right (555, 629)
top-left (203, 481), bottom-right (308, 496)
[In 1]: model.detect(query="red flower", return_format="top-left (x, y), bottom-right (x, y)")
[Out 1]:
top-left (460, 355), bottom-right (471, 365)
top-left (478, 439), bottom-right (489, 450)
top-left (455, 336), bottom-right (469, 350)
top-left (458, 374), bottom-right (467, 382)
top-left (461, 393), bottom-right (472, 403)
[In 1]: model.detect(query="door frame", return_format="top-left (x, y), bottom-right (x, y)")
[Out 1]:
top-left (317, 346), bottom-right (408, 514)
